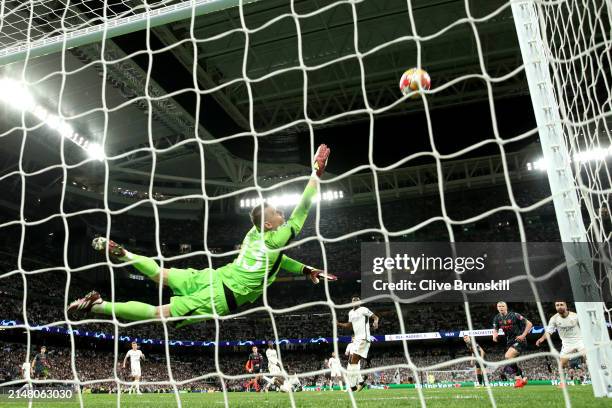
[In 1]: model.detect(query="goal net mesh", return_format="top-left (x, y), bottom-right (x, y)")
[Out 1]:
top-left (538, 0), bottom-right (612, 304)
top-left (0, 0), bottom-right (610, 406)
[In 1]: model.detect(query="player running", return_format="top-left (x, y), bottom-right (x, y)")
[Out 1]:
top-left (337, 296), bottom-right (379, 392)
top-left (328, 352), bottom-right (343, 390)
top-left (31, 346), bottom-right (50, 380)
top-left (463, 335), bottom-right (486, 386)
top-left (245, 346), bottom-right (264, 392)
top-left (535, 301), bottom-right (585, 369)
top-left (122, 342), bottom-right (145, 394)
top-left (68, 145), bottom-right (336, 327)
top-left (492, 301), bottom-right (533, 388)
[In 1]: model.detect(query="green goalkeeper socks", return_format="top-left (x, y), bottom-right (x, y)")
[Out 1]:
top-left (121, 253), bottom-right (161, 280)
top-left (92, 301), bottom-right (157, 321)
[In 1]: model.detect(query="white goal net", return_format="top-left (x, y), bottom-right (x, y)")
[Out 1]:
top-left (0, 0), bottom-right (610, 407)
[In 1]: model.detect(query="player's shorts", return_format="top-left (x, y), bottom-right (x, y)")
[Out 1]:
top-left (131, 366), bottom-right (141, 377)
top-left (34, 367), bottom-right (48, 378)
top-left (506, 340), bottom-right (524, 353)
top-left (269, 363), bottom-right (282, 375)
top-left (330, 369), bottom-right (342, 378)
top-left (561, 340), bottom-right (585, 357)
top-left (251, 366), bottom-right (262, 374)
top-left (352, 338), bottom-right (371, 359)
top-left (167, 268), bottom-right (232, 327)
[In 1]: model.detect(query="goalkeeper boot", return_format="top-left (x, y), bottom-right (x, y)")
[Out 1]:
top-left (92, 237), bottom-right (127, 259)
top-left (68, 290), bottom-right (102, 313)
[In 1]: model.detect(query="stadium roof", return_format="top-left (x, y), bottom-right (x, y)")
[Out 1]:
top-left (0, 0), bottom-right (533, 194)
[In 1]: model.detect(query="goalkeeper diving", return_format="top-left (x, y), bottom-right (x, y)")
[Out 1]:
top-left (68, 145), bottom-right (335, 327)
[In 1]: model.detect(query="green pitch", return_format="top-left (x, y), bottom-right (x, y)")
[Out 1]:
top-left (1, 386), bottom-right (608, 407)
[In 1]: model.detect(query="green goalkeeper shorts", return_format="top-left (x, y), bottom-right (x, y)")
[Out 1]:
top-left (167, 268), bottom-right (231, 327)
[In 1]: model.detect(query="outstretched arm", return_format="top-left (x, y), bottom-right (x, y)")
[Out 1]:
top-left (536, 317), bottom-right (556, 347)
top-left (267, 145), bottom-right (330, 249)
top-left (280, 255), bottom-right (337, 283)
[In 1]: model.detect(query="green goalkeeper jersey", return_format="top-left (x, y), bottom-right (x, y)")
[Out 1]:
top-left (217, 184), bottom-right (317, 302)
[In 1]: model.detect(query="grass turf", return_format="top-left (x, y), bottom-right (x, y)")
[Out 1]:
top-left (0, 386), bottom-right (608, 407)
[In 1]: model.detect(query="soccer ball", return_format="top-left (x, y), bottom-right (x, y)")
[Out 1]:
top-left (399, 68), bottom-right (431, 98)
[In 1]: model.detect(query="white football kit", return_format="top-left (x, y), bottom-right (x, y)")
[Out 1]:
top-left (126, 349), bottom-right (144, 377)
top-left (266, 348), bottom-right (281, 375)
top-left (345, 341), bottom-right (354, 357)
top-left (348, 306), bottom-right (374, 358)
top-left (21, 362), bottom-right (30, 380)
top-left (546, 312), bottom-right (585, 356)
top-left (328, 357), bottom-right (342, 377)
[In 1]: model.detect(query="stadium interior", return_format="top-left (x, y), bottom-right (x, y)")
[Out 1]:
top-left (0, 0), bottom-right (610, 402)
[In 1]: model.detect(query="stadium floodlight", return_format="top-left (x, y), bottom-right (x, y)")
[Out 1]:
top-left (0, 77), bottom-right (102, 159)
top-left (240, 190), bottom-right (345, 208)
top-left (527, 146), bottom-right (611, 171)
top-left (574, 146), bottom-right (612, 163)
top-left (0, 78), bottom-right (35, 111)
top-left (86, 143), bottom-right (105, 161)
top-left (268, 193), bottom-right (302, 208)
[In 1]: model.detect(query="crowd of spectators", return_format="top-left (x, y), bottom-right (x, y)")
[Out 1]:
top-left (1, 266), bottom-right (553, 342)
top-left (0, 340), bottom-right (585, 393)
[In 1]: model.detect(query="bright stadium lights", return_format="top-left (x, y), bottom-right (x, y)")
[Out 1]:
top-left (574, 146), bottom-right (612, 163)
top-left (527, 146), bottom-right (612, 171)
top-left (0, 78), bottom-right (35, 110)
top-left (268, 193), bottom-right (302, 208)
top-left (0, 77), bottom-right (103, 160)
top-left (239, 190), bottom-right (345, 208)
top-left (526, 158), bottom-right (547, 171)
top-left (86, 143), bottom-right (105, 161)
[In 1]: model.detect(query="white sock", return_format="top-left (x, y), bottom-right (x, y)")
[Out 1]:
top-left (347, 364), bottom-right (360, 388)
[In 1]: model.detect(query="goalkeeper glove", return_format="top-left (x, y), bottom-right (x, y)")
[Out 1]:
top-left (303, 266), bottom-right (337, 284)
top-left (313, 144), bottom-right (330, 177)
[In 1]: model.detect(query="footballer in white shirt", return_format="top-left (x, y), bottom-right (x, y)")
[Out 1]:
top-left (327, 352), bottom-right (343, 390)
top-left (263, 341), bottom-right (284, 392)
top-left (18, 361), bottom-right (32, 391)
top-left (337, 296), bottom-right (379, 392)
top-left (122, 342), bottom-right (145, 394)
top-left (536, 301), bottom-right (585, 368)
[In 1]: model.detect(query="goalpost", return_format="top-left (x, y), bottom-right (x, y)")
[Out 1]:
top-left (0, 0), bottom-right (611, 406)
top-left (0, 0), bottom-right (260, 66)
top-left (511, 0), bottom-right (612, 397)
